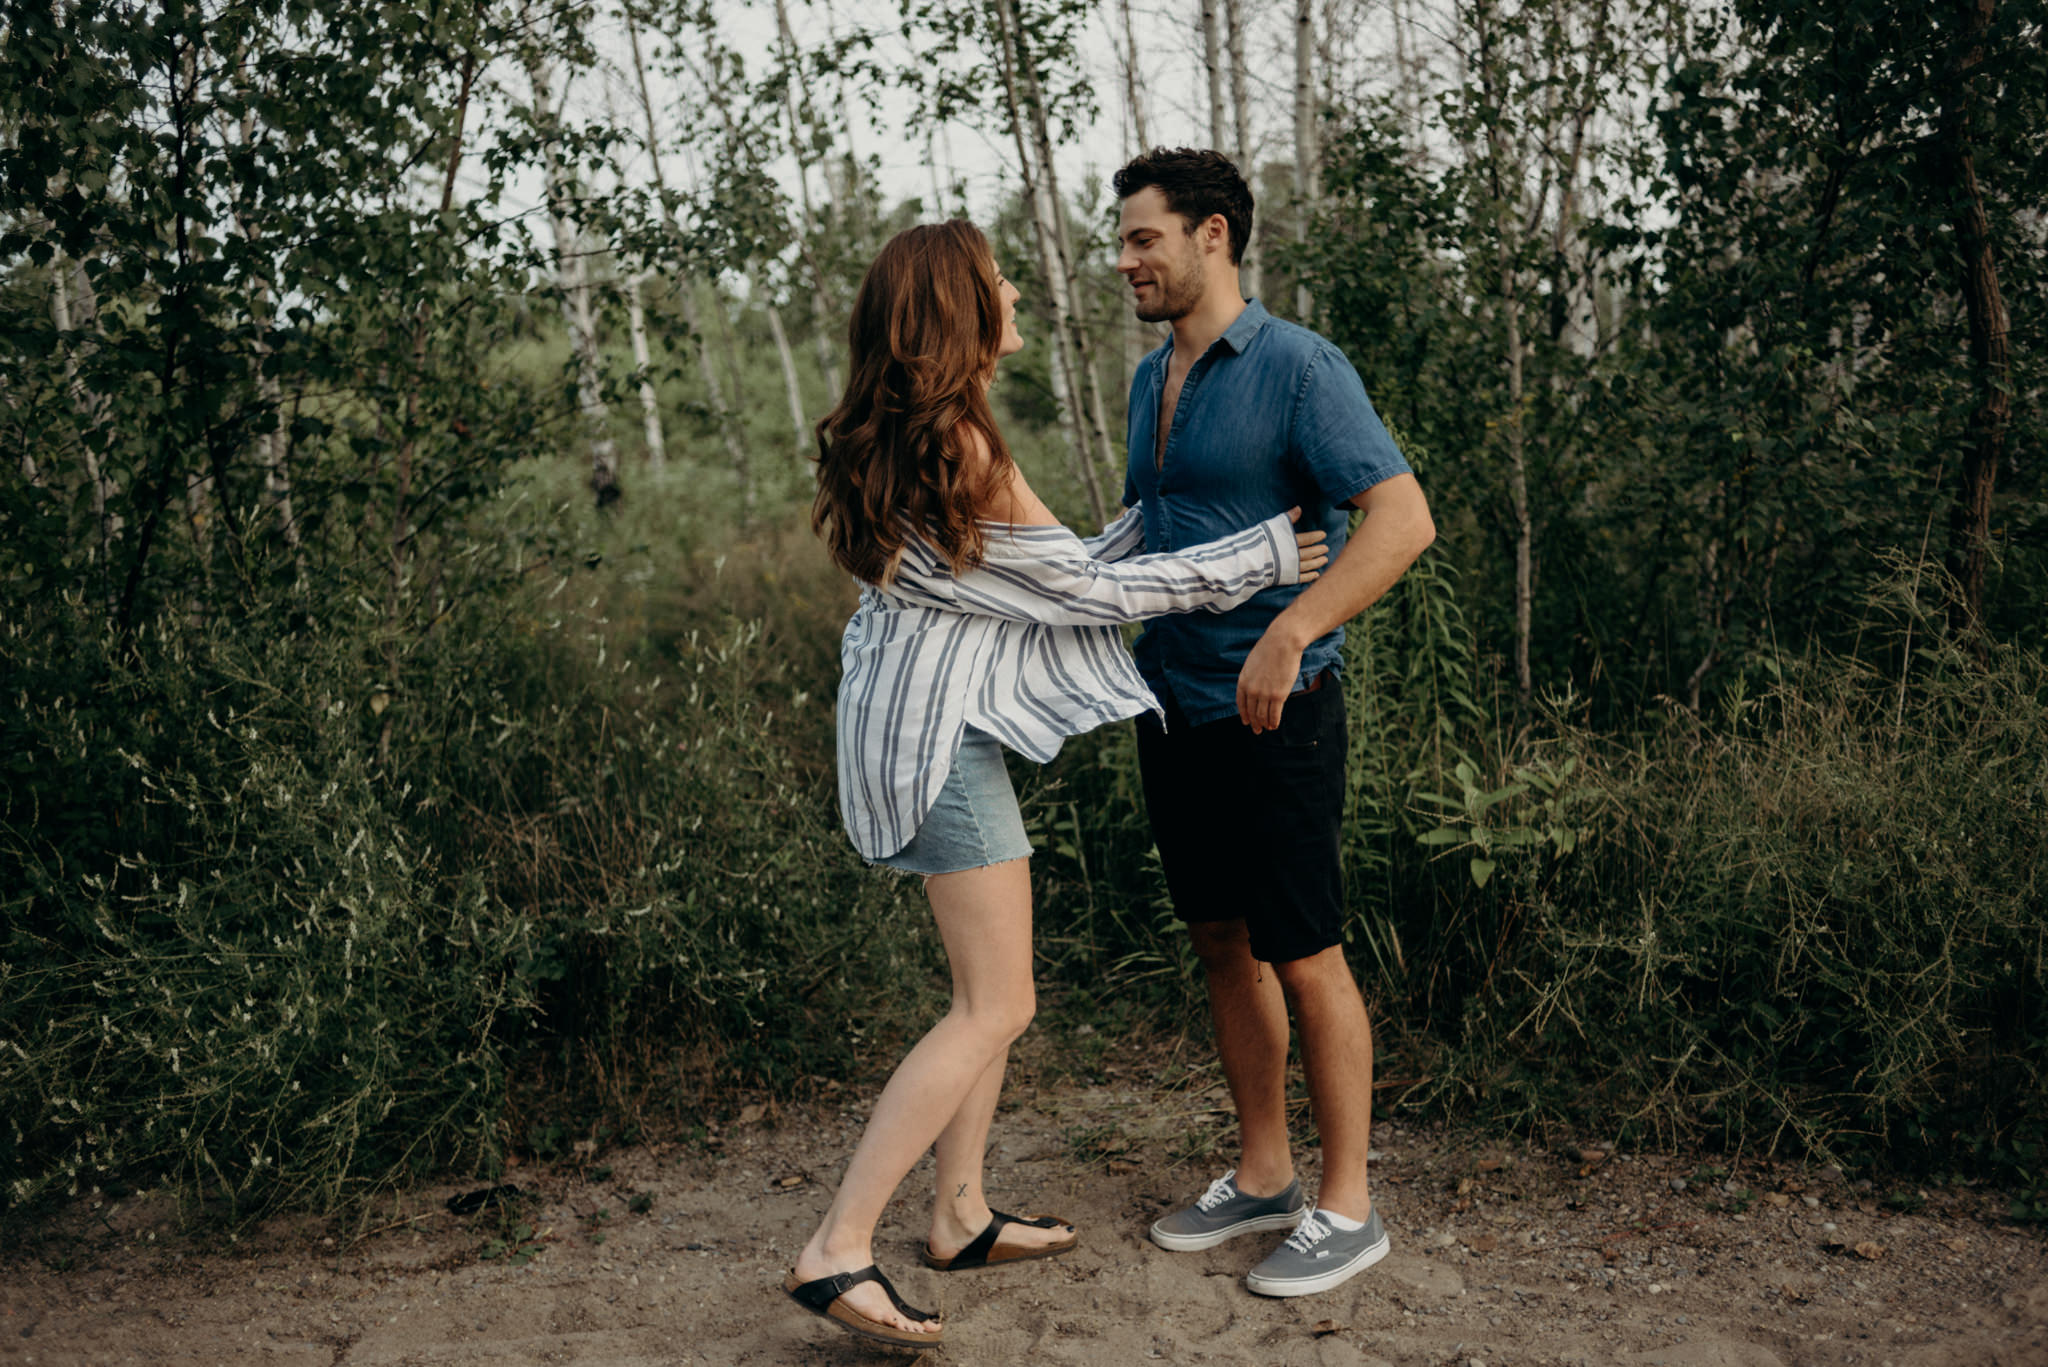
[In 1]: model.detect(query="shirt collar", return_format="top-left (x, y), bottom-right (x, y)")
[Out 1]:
top-left (1215, 297), bottom-right (1271, 355)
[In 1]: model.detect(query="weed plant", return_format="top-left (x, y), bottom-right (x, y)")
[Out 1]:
top-left (6, 455), bottom-right (2042, 1225)
top-left (0, 466), bottom-right (935, 1221)
top-left (1422, 559), bottom-right (2048, 1174)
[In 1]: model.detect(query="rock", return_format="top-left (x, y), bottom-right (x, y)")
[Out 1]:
top-left (1802, 1196), bottom-right (1821, 1209)
top-left (1669, 1178), bottom-right (1688, 1193)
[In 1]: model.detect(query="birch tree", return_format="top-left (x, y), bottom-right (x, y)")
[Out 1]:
top-left (1118, 0), bottom-right (1152, 152)
top-left (522, 25), bottom-right (621, 507)
top-left (1224, 0), bottom-right (1260, 298)
top-left (1937, 0), bottom-right (2013, 630)
top-left (1293, 0), bottom-right (1317, 319)
top-left (1202, 0), bottom-right (1228, 151)
top-left (624, 6), bottom-right (742, 482)
top-left (989, 0), bottom-right (1118, 524)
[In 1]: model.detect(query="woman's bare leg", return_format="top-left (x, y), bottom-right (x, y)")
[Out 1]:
top-left (925, 1041), bottom-right (1075, 1259)
top-left (792, 857), bottom-right (1035, 1334)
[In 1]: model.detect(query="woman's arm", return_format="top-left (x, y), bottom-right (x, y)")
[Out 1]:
top-left (887, 512), bottom-right (1323, 627)
top-left (1078, 505), bottom-right (1145, 563)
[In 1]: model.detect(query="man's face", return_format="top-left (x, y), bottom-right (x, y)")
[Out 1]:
top-left (1116, 187), bottom-right (1207, 324)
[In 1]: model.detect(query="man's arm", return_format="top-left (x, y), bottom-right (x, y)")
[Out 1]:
top-left (1235, 473), bottom-right (1436, 733)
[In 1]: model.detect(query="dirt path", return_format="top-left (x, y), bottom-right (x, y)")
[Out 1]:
top-left (4, 1068), bottom-right (2045, 1367)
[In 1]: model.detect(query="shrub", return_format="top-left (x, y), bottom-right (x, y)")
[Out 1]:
top-left (0, 481), bottom-right (936, 1219)
top-left (1426, 562), bottom-right (2048, 1167)
top-left (1, 612), bottom-right (532, 1216)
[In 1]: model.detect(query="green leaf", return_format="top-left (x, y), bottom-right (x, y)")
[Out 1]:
top-left (1469, 858), bottom-right (1495, 888)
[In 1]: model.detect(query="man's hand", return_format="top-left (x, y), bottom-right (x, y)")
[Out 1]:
top-left (1234, 475), bottom-right (1437, 733)
top-left (1236, 625), bottom-right (1307, 733)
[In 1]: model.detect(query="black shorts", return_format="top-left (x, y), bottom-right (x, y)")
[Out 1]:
top-left (1134, 674), bottom-right (1346, 964)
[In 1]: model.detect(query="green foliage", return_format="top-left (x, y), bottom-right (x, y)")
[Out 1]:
top-left (5, 0), bottom-right (2046, 1225)
top-left (1426, 562), bottom-right (2048, 1170)
top-left (0, 461), bottom-right (942, 1218)
top-left (0, 595), bottom-right (534, 1215)
top-left (1294, 1), bottom-right (2048, 712)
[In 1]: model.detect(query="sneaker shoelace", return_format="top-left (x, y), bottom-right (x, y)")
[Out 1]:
top-left (1282, 1211), bottom-right (1332, 1254)
top-left (1194, 1170), bottom-right (1240, 1212)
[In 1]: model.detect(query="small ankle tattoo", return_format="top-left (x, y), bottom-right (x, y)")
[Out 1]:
top-left (955, 1183), bottom-right (968, 1199)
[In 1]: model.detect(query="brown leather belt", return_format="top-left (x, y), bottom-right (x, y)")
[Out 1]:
top-left (1291, 670), bottom-right (1328, 697)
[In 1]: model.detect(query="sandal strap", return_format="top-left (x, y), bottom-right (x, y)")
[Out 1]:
top-left (868, 1265), bottom-right (936, 1323)
top-left (946, 1209), bottom-right (1069, 1269)
top-left (949, 1211), bottom-right (1008, 1269)
top-left (787, 1263), bottom-right (938, 1329)
top-left (787, 1265), bottom-right (877, 1313)
top-left (990, 1208), bottom-right (1067, 1230)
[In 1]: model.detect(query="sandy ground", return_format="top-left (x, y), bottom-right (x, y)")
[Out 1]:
top-left (4, 1058), bottom-right (2046, 1367)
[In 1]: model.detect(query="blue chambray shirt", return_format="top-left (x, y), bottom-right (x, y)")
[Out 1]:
top-left (1124, 299), bottom-right (1412, 726)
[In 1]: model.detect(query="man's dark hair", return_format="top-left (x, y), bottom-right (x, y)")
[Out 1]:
top-left (1112, 148), bottom-right (1255, 264)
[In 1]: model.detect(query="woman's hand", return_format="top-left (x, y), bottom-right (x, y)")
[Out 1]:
top-left (1286, 507), bottom-right (1329, 581)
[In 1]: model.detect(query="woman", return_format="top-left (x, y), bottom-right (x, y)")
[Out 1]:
top-left (784, 219), bottom-right (1327, 1350)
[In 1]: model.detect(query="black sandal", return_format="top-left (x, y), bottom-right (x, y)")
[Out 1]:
top-left (922, 1209), bottom-right (1079, 1271)
top-left (783, 1263), bottom-right (943, 1349)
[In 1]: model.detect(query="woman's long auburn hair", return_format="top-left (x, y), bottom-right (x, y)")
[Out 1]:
top-left (812, 220), bottom-right (1015, 585)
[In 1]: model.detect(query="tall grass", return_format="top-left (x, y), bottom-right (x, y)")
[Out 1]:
top-left (4, 465), bottom-right (2041, 1224)
top-left (1419, 560), bottom-right (2048, 1170)
top-left (0, 469), bottom-right (936, 1220)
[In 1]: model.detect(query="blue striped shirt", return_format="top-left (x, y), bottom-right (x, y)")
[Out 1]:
top-left (834, 507), bottom-right (1303, 859)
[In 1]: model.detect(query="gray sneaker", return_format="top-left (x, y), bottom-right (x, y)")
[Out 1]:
top-left (1149, 1169), bottom-right (1307, 1252)
top-left (1244, 1206), bottom-right (1391, 1297)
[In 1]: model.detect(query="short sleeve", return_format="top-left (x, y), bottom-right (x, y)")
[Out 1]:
top-left (1291, 346), bottom-right (1412, 508)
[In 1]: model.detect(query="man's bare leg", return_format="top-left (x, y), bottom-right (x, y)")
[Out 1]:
top-left (1189, 918), bottom-right (1295, 1197)
top-left (1272, 943), bottom-right (1374, 1220)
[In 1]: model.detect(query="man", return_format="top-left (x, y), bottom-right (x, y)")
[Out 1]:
top-left (1112, 148), bottom-right (1435, 1298)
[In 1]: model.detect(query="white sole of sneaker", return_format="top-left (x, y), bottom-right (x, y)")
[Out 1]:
top-left (1243, 1231), bottom-right (1391, 1297)
top-left (1148, 1208), bottom-right (1305, 1253)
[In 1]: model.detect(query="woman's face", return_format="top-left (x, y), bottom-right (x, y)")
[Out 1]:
top-left (993, 266), bottom-right (1023, 359)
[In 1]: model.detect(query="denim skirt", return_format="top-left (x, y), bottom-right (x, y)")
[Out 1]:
top-left (874, 726), bottom-right (1033, 875)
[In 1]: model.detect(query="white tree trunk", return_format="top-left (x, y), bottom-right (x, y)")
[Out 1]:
top-left (625, 11), bottom-right (745, 486)
top-left (996, 0), bottom-right (1119, 524)
top-left (1293, 0), bottom-right (1317, 320)
top-left (228, 64), bottom-right (301, 563)
top-left (1118, 0), bottom-right (1151, 152)
top-left (48, 258), bottom-right (116, 557)
top-left (1224, 0), bottom-right (1259, 298)
top-left (764, 298), bottom-right (810, 467)
top-left (992, 0), bottom-right (1107, 524)
top-left (524, 48), bottom-right (619, 504)
top-left (1201, 0), bottom-right (1227, 150)
top-left (1502, 244), bottom-right (1532, 701)
top-left (769, 0), bottom-right (843, 397)
top-left (625, 272), bottom-right (666, 472)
